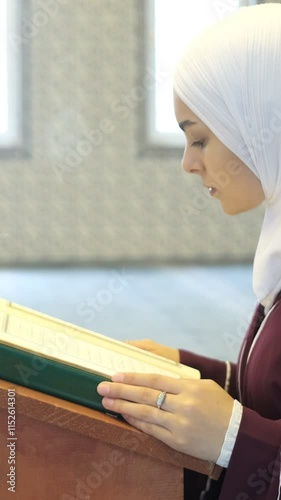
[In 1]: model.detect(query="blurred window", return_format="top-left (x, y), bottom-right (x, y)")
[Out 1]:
top-left (0, 0), bottom-right (23, 150)
top-left (146, 0), bottom-right (256, 147)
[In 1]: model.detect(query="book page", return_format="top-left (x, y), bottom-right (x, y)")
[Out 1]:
top-left (0, 306), bottom-right (200, 379)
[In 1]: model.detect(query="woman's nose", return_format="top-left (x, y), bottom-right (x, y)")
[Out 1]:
top-left (181, 147), bottom-right (203, 174)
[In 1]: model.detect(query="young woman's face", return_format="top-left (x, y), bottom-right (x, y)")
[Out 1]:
top-left (174, 93), bottom-right (265, 215)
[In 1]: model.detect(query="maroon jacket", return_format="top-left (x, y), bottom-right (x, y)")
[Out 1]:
top-left (180, 290), bottom-right (281, 499)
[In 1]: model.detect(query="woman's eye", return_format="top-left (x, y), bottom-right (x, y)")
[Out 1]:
top-left (192, 140), bottom-right (205, 149)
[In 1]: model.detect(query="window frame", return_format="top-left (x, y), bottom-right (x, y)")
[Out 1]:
top-left (143, 0), bottom-right (258, 151)
top-left (0, 0), bottom-right (30, 157)
top-left (144, 0), bottom-right (185, 150)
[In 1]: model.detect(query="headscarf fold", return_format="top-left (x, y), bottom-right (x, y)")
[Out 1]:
top-left (174, 4), bottom-right (281, 312)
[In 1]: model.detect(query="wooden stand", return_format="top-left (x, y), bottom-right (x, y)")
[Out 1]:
top-left (0, 379), bottom-right (221, 500)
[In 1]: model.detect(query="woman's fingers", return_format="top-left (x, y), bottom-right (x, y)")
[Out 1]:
top-left (125, 339), bottom-right (151, 348)
top-left (123, 339), bottom-right (180, 362)
top-left (101, 395), bottom-right (173, 430)
top-left (97, 380), bottom-right (178, 412)
top-left (122, 415), bottom-right (173, 444)
top-left (111, 372), bottom-right (182, 394)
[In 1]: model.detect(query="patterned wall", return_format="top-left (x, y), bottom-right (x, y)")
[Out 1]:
top-left (0, 0), bottom-right (264, 265)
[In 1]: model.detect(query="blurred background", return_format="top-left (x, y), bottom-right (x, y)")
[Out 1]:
top-left (0, 0), bottom-right (273, 363)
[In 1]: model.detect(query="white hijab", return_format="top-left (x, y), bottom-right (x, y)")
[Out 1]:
top-left (174, 4), bottom-right (281, 313)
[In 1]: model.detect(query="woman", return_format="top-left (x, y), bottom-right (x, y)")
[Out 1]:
top-left (97, 4), bottom-right (281, 498)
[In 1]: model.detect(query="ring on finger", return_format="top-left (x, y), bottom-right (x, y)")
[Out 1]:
top-left (156, 390), bottom-right (167, 410)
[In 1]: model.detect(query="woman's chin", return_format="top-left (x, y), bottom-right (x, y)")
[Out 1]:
top-left (222, 203), bottom-right (257, 216)
top-left (221, 203), bottom-right (244, 216)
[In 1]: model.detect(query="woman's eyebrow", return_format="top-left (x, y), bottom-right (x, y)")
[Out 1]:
top-left (178, 119), bottom-right (198, 131)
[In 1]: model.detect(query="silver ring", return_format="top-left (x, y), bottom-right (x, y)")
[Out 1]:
top-left (156, 391), bottom-right (167, 409)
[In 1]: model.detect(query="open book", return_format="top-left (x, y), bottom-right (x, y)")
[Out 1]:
top-left (0, 298), bottom-right (200, 413)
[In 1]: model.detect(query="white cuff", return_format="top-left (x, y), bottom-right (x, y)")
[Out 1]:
top-left (216, 399), bottom-right (243, 468)
top-left (224, 360), bottom-right (231, 392)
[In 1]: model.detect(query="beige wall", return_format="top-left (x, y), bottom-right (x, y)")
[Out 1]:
top-left (0, 0), bottom-right (264, 265)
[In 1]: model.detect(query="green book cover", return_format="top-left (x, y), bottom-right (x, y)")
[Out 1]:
top-left (0, 343), bottom-right (111, 413)
top-left (0, 298), bottom-right (200, 415)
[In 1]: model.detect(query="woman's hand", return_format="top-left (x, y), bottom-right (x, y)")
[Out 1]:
top-left (126, 339), bottom-right (180, 363)
top-left (97, 373), bottom-right (234, 463)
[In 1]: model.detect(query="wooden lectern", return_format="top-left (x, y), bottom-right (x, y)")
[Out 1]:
top-left (0, 379), bottom-right (221, 500)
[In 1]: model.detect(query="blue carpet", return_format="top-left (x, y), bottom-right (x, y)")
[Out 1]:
top-left (0, 265), bottom-right (255, 363)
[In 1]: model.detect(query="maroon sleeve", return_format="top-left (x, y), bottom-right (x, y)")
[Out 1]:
top-left (179, 349), bottom-right (238, 398)
top-left (220, 407), bottom-right (281, 499)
